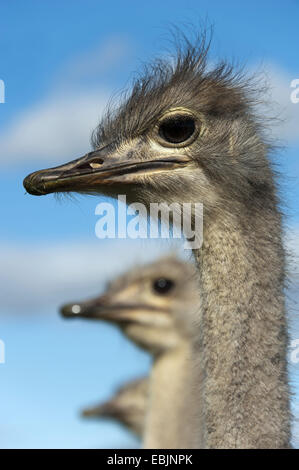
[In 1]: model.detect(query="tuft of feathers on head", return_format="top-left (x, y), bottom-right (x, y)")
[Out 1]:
top-left (91, 27), bottom-right (269, 150)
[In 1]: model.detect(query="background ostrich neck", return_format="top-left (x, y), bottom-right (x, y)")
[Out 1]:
top-left (143, 340), bottom-right (201, 449)
top-left (193, 204), bottom-right (291, 448)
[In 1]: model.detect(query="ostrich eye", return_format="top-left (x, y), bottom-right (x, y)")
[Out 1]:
top-left (153, 278), bottom-right (174, 295)
top-left (158, 115), bottom-right (196, 145)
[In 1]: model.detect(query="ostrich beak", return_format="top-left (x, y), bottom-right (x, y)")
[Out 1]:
top-left (81, 401), bottom-right (121, 419)
top-left (23, 143), bottom-right (190, 196)
top-left (59, 298), bottom-right (128, 322)
top-left (60, 296), bottom-right (168, 323)
top-left (60, 297), bottom-right (150, 323)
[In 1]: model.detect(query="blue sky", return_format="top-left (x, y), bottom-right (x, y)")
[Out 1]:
top-left (0, 0), bottom-right (299, 448)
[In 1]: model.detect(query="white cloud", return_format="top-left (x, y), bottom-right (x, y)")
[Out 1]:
top-left (0, 58), bottom-right (298, 168)
top-left (0, 239), bottom-right (185, 313)
top-left (0, 90), bottom-right (109, 166)
top-left (1, 227), bottom-right (299, 315)
top-left (259, 64), bottom-right (299, 143)
top-left (56, 36), bottom-right (131, 87)
top-left (0, 36), bottom-right (131, 168)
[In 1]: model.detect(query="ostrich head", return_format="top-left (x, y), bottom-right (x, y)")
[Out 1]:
top-left (60, 256), bottom-right (198, 354)
top-left (81, 377), bottom-right (148, 437)
top-left (23, 33), bottom-right (274, 220)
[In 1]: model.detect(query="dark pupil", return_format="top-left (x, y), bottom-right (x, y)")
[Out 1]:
top-left (159, 116), bottom-right (195, 144)
top-left (153, 278), bottom-right (174, 294)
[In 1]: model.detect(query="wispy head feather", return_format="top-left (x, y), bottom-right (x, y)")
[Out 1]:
top-left (91, 28), bottom-right (264, 149)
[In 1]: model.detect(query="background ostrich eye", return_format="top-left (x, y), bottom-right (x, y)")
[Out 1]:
top-left (158, 115), bottom-right (196, 144)
top-left (153, 278), bottom-right (174, 295)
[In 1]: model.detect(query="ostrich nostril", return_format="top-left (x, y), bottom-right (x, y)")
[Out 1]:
top-left (77, 158), bottom-right (104, 171)
top-left (90, 157), bottom-right (104, 168)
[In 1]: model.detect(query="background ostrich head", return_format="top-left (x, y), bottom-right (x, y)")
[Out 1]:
top-left (81, 377), bottom-right (148, 437)
top-left (23, 31), bottom-right (275, 220)
top-left (60, 256), bottom-right (198, 354)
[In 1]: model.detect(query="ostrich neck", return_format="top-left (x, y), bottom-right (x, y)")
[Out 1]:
top-left (143, 340), bottom-right (201, 449)
top-left (193, 208), bottom-right (291, 448)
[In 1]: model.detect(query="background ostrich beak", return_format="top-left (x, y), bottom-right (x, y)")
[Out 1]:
top-left (60, 298), bottom-right (112, 320)
top-left (23, 144), bottom-right (191, 196)
top-left (81, 401), bottom-right (119, 418)
top-left (59, 298), bottom-right (143, 323)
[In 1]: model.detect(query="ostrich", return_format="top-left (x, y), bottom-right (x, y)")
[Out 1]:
top-left (82, 377), bottom-right (148, 438)
top-left (60, 256), bottom-right (201, 448)
top-left (23, 32), bottom-right (291, 448)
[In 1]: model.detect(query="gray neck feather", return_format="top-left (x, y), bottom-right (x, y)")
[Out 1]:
top-left (193, 207), bottom-right (291, 448)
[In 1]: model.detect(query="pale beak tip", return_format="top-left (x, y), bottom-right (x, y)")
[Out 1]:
top-left (60, 303), bottom-right (82, 318)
